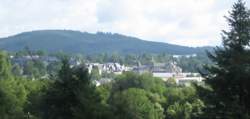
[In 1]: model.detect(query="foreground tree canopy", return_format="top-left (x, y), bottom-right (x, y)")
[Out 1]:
top-left (0, 51), bottom-right (205, 119)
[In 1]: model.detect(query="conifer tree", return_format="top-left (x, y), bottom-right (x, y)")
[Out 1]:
top-left (41, 58), bottom-right (107, 119)
top-left (201, 0), bottom-right (250, 118)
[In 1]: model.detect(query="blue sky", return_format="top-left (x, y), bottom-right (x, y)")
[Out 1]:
top-left (0, 0), bottom-right (249, 47)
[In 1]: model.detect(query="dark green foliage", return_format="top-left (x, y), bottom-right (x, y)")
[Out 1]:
top-left (199, 0), bottom-right (250, 118)
top-left (109, 72), bottom-right (204, 119)
top-left (12, 64), bottom-right (22, 76)
top-left (41, 59), bottom-right (108, 119)
top-left (0, 78), bottom-right (25, 119)
top-left (23, 79), bottom-right (51, 119)
top-left (0, 51), bottom-right (21, 118)
top-left (0, 51), bottom-right (49, 119)
top-left (23, 60), bottom-right (47, 79)
top-left (166, 99), bottom-right (204, 119)
top-left (113, 72), bottom-right (167, 95)
top-left (109, 72), bottom-right (167, 119)
top-left (110, 88), bottom-right (165, 119)
top-left (164, 86), bottom-right (204, 119)
top-left (0, 30), bottom-right (211, 55)
top-left (90, 66), bottom-right (101, 80)
top-left (176, 54), bottom-right (211, 72)
top-left (0, 52), bottom-right (205, 119)
top-left (46, 61), bottom-right (62, 77)
top-left (0, 51), bottom-right (12, 80)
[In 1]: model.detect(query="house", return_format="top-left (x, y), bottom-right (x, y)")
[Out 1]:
top-left (86, 62), bottom-right (131, 75)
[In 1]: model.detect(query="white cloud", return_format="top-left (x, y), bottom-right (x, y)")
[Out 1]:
top-left (95, 0), bottom-right (228, 46)
top-left (0, 0), bottom-right (98, 35)
top-left (0, 0), bottom-right (249, 47)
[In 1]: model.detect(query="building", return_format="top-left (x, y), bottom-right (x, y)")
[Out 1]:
top-left (148, 61), bottom-right (204, 85)
top-left (86, 62), bottom-right (131, 75)
top-left (176, 77), bottom-right (204, 86)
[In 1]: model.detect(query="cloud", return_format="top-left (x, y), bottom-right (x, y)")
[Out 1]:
top-left (0, 0), bottom-right (249, 47)
top-left (95, 0), bottom-right (227, 46)
top-left (0, 0), bottom-right (98, 35)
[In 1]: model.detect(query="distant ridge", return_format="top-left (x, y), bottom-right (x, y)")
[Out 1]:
top-left (0, 30), bottom-right (212, 55)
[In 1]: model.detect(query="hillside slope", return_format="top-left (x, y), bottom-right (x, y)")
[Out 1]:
top-left (0, 30), bottom-right (212, 55)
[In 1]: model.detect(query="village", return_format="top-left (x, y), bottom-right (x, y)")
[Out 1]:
top-left (87, 61), bottom-right (203, 86)
top-left (10, 54), bottom-right (204, 86)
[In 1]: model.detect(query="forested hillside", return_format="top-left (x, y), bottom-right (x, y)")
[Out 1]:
top-left (0, 30), bottom-right (212, 55)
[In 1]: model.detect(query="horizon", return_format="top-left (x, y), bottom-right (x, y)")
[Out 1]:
top-left (0, 29), bottom-right (214, 48)
top-left (1, 0), bottom-right (249, 47)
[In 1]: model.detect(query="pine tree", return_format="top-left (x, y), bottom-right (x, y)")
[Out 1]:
top-left (201, 0), bottom-right (250, 118)
top-left (41, 58), bottom-right (108, 119)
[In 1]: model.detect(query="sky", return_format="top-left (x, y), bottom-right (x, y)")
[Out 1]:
top-left (0, 0), bottom-right (250, 47)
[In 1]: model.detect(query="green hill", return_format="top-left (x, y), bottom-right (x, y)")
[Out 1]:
top-left (0, 30), bottom-right (212, 55)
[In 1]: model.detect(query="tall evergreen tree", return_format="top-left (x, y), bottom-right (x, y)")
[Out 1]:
top-left (41, 58), bottom-right (108, 119)
top-left (200, 0), bottom-right (250, 118)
